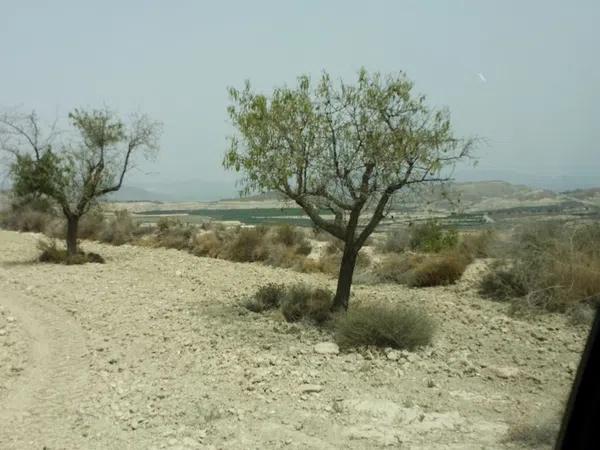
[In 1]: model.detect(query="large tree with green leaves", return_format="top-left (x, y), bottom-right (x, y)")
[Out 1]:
top-left (2, 109), bottom-right (161, 256)
top-left (224, 69), bottom-right (474, 310)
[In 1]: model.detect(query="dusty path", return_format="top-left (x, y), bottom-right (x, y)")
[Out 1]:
top-left (0, 230), bottom-right (589, 449)
top-left (0, 288), bottom-right (89, 449)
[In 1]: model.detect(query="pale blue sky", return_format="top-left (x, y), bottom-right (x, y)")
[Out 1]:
top-left (1, 1), bottom-right (598, 193)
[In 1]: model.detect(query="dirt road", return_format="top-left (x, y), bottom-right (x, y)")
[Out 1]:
top-left (0, 230), bottom-right (588, 449)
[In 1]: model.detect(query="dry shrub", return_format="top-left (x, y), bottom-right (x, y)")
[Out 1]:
top-left (154, 218), bottom-right (194, 250)
top-left (458, 229), bottom-right (496, 258)
top-left (479, 263), bottom-right (528, 301)
top-left (37, 239), bottom-right (105, 265)
top-left (245, 283), bottom-right (286, 313)
top-left (334, 302), bottom-right (435, 350)
top-left (99, 210), bottom-right (138, 245)
top-left (370, 254), bottom-right (422, 284)
top-left (221, 226), bottom-right (267, 262)
top-left (272, 224), bottom-right (306, 247)
top-left (311, 245), bottom-right (372, 276)
top-left (191, 231), bottom-right (224, 257)
top-left (406, 253), bottom-right (471, 287)
top-left (78, 210), bottom-right (106, 239)
top-left (379, 228), bottom-right (410, 253)
top-left (480, 222), bottom-right (600, 314)
top-left (281, 284), bottom-right (333, 324)
top-left (1, 206), bottom-right (54, 233)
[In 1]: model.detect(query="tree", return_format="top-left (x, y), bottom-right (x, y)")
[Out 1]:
top-left (224, 69), bottom-right (474, 310)
top-left (2, 108), bottom-right (161, 256)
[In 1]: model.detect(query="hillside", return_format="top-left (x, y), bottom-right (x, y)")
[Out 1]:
top-left (0, 230), bottom-right (588, 449)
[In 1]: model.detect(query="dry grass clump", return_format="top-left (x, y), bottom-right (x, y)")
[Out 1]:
top-left (37, 239), bottom-right (105, 265)
top-left (220, 226), bottom-right (267, 262)
top-left (480, 221), bottom-right (600, 314)
top-left (406, 253), bottom-right (471, 287)
top-left (363, 250), bottom-right (471, 287)
top-left (190, 223), bottom-right (312, 269)
top-left (245, 283), bottom-right (286, 313)
top-left (191, 230), bottom-right (224, 257)
top-left (334, 302), bottom-right (435, 350)
top-left (280, 284), bottom-right (333, 324)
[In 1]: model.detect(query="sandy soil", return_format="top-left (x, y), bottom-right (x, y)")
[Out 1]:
top-left (0, 230), bottom-right (589, 449)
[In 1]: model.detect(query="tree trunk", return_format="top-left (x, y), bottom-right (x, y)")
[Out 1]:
top-left (66, 215), bottom-right (80, 256)
top-left (332, 243), bottom-right (358, 311)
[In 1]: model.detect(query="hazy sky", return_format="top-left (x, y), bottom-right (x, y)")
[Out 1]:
top-left (1, 1), bottom-right (598, 190)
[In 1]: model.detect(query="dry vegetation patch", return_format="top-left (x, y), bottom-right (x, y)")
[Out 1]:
top-left (334, 302), bottom-right (435, 350)
top-left (480, 222), bottom-right (600, 316)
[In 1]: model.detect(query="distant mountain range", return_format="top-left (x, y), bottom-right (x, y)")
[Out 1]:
top-left (109, 174), bottom-right (599, 204)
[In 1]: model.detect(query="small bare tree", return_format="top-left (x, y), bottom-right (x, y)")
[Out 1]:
top-left (2, 108), bottom-right (162, 256)
top-left (224, 69), bottom-right (474, 310)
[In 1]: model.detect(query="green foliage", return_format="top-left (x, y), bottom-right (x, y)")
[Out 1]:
top-left (224, 69), bottom-right (472, 310)
top-left (280, 284), bottom-right (333, 324)
top-left (409, 220), bottom-right (458, 253)
top-left (334, 303), bottom-right (435, 350)
top-left (6, 108), bottom-right (161, 255)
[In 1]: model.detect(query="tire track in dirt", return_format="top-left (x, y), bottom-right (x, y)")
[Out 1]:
top-left (0, 288), bottom-right (90, 449)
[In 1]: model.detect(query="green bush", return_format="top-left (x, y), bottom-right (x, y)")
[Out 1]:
top-left (245, 283), bottom-right (286, 312)
top-left (334, 303), bottom-right (435, 350)
top-left (280, 284), bottom-right (333, 324)
top-left (409, 220), bottom-right (458, 253)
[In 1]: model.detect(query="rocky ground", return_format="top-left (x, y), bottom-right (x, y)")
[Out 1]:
top-left (0, 230), bottom-right (590, 449)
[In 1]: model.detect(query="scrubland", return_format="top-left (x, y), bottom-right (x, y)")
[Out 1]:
top-left (0, 204), bottom-right (597, 449)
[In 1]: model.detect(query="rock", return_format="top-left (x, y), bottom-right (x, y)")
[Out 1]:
top-left (6, 316), bottom-right (16, 323)
top-left (175, 271), bottom-right (183, 277)
top-left (386, 350), bottom-right (401, 361)
top-left (314, 342), bottom-right (339, 355)
top-left (490, 366), bottom-right (520, 379)
top-left (300, 384), bottom-right (323, 394)
top-left (0, 328), bottom-right (6, 336)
